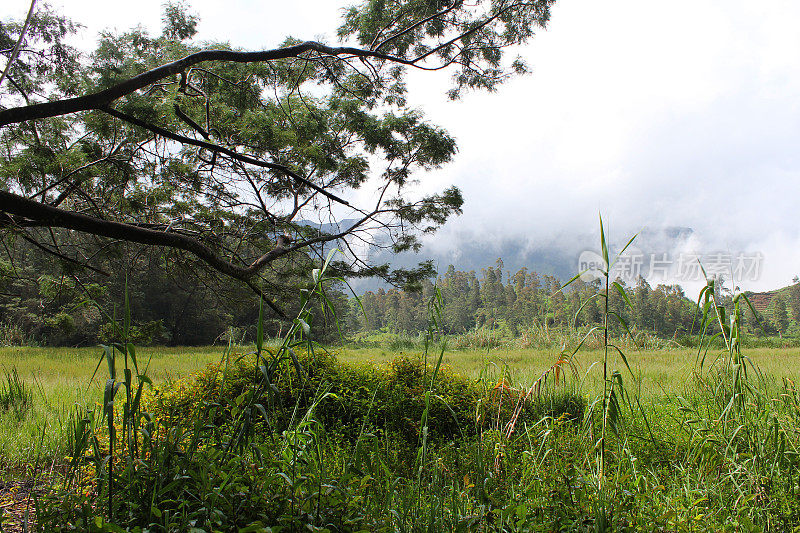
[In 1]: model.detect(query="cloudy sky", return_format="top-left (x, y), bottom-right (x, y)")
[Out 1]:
top-left (3, 0), bottom-right (799, 294)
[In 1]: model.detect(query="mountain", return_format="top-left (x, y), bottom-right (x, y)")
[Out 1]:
top-left (345, 225), bottom-right (696, 293)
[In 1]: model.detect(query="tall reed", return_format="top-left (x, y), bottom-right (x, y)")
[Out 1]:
top-left (560, 214), bottom-right (648, 529)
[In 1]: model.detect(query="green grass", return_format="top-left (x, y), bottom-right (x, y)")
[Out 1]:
top-left (3, 344), bottom-right (800, 465)
top-left (4, 341), bottom-right (800, 530)
top-left (338, 345), bottom-right (800, 395)
top-left (0, 346), bottom-right (227, 464)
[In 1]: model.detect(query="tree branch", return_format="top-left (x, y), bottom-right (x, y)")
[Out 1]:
top-left (0, 190), bottom-right (285, 281)
top-left (101, 107), bottom-right (350, 207)
top-left (0, 190), bottom-right (381, 285)
top-left (0, 41), bottom-right (411, 127)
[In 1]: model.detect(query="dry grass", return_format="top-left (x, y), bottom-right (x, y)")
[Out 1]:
top-left (337, 345), bottom-right (800, 395)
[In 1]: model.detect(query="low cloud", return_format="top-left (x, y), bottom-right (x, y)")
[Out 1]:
top-left (401, 0), bottom-right (800, 294)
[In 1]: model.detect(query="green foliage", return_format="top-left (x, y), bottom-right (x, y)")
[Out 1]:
top-left (152, 350), bottom-right (584, 446)
top-left (0, 367), bottom-right (32, 419)
top-left (355, 261), bottom-right (700, 340)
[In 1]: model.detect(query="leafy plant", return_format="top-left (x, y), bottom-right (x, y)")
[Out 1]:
top-left (560, 214), bottom-right (650, 530)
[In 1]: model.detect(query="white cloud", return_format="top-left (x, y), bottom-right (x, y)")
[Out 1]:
top-left (2, 0), bottom-right (799, 292)
top-left (398, 0), bottom-right (800, 292)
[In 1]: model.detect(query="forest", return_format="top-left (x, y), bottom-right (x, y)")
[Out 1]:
top-left (3, 234), bottom-right (799, 346)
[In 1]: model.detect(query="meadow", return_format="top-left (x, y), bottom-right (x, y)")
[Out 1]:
top-left (0, 346), bottom-right (227, 464)
top-left (3, 343), bottom-right (800, 463)
top-left (3, 335), bottom-right (800, 531)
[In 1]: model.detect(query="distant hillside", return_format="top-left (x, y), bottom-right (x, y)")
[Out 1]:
top-left (748, 292), bottom-right (775, 314)
top-left (347, 225), bottom-right (696, 293)
top-left (745, 283), bottom-right (800, 319)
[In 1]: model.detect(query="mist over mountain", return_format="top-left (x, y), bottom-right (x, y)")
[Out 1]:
top-left (342, 224), bottom-right (696, 293)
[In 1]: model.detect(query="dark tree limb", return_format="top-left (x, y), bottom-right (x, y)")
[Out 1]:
top-left (0, 189), bottom-right (286, 280)
top-left (0, 189), bottom-right (381, 284)
top-left (245, 279), bottom-right (286, 318)
top-left (173, 104), bottom-right (210, 140)
top-left (0, 42), bottom-right (411, 127)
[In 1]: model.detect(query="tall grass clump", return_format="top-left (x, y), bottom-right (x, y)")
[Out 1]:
top-left (0, 367), bottom-right (32, 419)
top-left (675, 273), bottom-right (800, 529)
top-left (34, 256), bottom-right (357, 530)
top-left (558, 214), bottom-right (654, 530)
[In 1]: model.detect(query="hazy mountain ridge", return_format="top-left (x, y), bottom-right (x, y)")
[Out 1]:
top-left (347, 225), bottom-right (697, 293)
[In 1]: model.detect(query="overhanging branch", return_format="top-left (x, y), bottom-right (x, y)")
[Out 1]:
top-left (0, 41), bottom-right (411, 127)
top-left (102, 107), bottom-right (350, 207)
top-left (0, 189), bottom-right (285, 281)
top-left (0, 189), bottom-right (382, 285)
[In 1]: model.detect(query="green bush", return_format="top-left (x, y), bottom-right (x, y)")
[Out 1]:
top-left (151, 352), bottom-right (586, 444)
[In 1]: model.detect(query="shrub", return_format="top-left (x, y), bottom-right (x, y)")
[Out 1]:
top-left (150, 352), bottom-right (585, 444)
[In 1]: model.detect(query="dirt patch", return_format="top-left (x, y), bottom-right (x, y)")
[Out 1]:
top-left (0, 479), bottom-right (37, 533)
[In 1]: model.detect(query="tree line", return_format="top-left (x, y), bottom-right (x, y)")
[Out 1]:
top-left (2, 235), bottom-right (797, 346)
top-left (0, 233), bottom-right (348, 346)
top-left (353, 260), bottom-right (800, 339)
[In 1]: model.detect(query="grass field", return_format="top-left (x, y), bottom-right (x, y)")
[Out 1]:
top-left (3, 343), bottom-right (800, 465)
top-left (3, 339), bottom-right (800, 530)
top-left (0, 346), bottom-right (227, 464)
